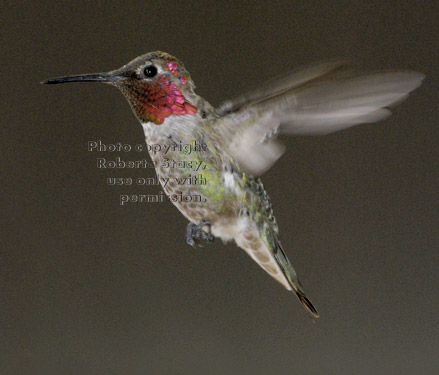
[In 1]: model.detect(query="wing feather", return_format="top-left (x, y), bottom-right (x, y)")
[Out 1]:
top-left (216, 61), bottom-right (424, 175)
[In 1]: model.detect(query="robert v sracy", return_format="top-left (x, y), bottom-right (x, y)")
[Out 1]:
top-left (119, 191), bottom-right (206, 206)
top-left (97, 157), bottom-right (205, 171)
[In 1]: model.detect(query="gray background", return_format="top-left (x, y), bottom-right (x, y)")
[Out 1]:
top-left (2, 1), bottom-right (438, 374)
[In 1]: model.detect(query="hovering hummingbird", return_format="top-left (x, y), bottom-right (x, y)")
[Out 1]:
top-left (43, 51), bottom-right (424, 318)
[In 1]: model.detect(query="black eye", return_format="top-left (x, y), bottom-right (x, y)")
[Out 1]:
top-left (144, 65), bottom-right (157, 78)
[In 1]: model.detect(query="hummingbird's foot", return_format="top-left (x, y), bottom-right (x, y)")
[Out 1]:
top-left (186, 220), bottom-right (214, 247)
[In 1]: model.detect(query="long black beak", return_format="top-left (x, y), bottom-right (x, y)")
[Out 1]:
top-left (41, 72), bottom-right (121, 84)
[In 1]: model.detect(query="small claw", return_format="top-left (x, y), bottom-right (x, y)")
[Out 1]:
top-left (201, 230), bottom-right (214, 243)
top-left (185, 220), bottom-right (214, 248)
top-left (186, 223), bottom-right (199, 247)
top-left (186, 236), bottom-right (196, 247)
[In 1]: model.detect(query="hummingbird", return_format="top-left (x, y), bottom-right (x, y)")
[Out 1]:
top-left (43, 51), bottom-right (424, 318)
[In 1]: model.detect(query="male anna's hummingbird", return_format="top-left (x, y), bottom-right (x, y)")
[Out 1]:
top-left (43, 51), bottom-right (424, 318)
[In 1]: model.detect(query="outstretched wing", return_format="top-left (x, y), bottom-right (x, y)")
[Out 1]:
top-left (216, 61), bottom-right (424, 176)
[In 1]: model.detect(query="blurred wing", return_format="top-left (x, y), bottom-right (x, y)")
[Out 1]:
top-left (216, 61), bottom-right (424, 175)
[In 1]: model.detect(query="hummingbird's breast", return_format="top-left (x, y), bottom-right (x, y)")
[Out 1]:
top-left (140, 115), bottom-right (243, 227)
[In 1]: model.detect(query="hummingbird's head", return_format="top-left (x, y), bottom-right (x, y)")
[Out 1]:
top-left (43, 51), bottom-right (198, 125)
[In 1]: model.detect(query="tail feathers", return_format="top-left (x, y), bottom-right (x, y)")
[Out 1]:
top-left (293, 282), bottom-right (319, 319)
top-left (273, 240), bottom-right (319, 318)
